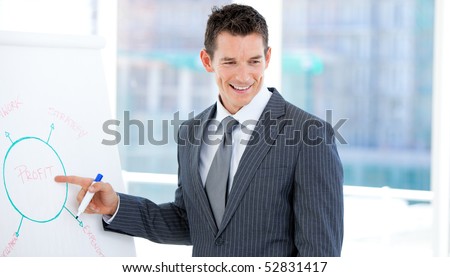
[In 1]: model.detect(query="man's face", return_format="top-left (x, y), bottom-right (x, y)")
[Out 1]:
top-left (200, 32), bottom-right (271, 114)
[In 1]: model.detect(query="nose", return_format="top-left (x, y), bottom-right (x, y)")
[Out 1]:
top-left (235, 64), bottom-right (251, 83)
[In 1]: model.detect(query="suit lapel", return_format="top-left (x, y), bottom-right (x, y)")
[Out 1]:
top-left (188, 104), bottom-right (220, 234)
top-left (218, 89), bottom-right (287, 236)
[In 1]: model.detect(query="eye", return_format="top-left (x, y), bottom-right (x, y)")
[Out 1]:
top-left (250, 60), bottom-right (261, 64)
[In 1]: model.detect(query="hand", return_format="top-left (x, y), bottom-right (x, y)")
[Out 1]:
top-left (54, 175), bottom-right (119, 216)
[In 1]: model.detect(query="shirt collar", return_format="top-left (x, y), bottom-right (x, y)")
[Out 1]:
top-left (215, 85), bottom-right (272, 131)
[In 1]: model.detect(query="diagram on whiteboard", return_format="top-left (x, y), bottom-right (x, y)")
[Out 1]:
top-left (0, 31), bottom-right (135, 257)
top-left (2, 124), bottom-right (87, 238)
top-left (1, 123), bottom-right (107, 256)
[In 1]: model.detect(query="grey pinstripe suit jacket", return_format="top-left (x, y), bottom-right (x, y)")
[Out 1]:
top-left (105, 88), bottom-right (344, 257)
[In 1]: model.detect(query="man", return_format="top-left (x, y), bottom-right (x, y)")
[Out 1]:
top-left (55, 3), bottom-right (344, 257)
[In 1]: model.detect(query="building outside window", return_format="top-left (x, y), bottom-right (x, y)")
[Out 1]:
top-left (116, 0), bottom-right (435, 256)
top-left (0, 0), bottom-right (437, 257)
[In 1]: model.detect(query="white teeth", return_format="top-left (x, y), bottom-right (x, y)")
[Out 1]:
top-left (231, 84), bottom-right (251, 90)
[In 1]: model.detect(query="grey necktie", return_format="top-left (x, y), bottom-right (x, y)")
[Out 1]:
top-left (205, 116), bottom-right (238, 227)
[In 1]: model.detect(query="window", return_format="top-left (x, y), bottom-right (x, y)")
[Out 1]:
top-left (0, 0), bottom-right (442, 258)
top-left (281, 0), bottom-right (434, 192)
top-left (116, 0), bottom-right (436, 257)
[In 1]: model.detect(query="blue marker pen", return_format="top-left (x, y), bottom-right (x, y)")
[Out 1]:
top-left (75, 173), bottom-right (103, 219)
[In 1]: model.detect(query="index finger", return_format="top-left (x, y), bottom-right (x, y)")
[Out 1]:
top-left (54, 175), bottom-right (93, 188)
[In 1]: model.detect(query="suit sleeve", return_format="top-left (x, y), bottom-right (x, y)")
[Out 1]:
top-left (103, 121), bottom-right (192, 245)
top-left (294, 120), bottom-right (344, 256)
top-left (103, 189), bottom-right (191, 245)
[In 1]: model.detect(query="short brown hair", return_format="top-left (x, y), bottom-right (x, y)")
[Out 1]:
top-left (204, 4), bottom-right (269, 59)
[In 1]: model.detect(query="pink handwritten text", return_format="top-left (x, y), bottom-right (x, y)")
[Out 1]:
top-left (15, 164), bottom-right (55, 184)
top-left (1, 233), bottom-right (19, 257)
top-left (83, 225), bottom-right (105, 257)
top-left (0, 95), bottom-right (23, 119)
top-left (48, 107), bottom-right (88, 139)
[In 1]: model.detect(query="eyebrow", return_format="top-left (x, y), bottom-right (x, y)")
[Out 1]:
top-left (220, 57), bottom-right (235, 62)
top-left (219, 55), bottom-right (263, 62)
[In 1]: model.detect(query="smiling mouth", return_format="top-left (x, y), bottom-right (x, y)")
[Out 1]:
top-left (230, 84), bottom-right (252, 92)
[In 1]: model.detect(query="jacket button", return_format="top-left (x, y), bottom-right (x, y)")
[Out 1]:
top-left (215, 237), bottom-right (224, 246)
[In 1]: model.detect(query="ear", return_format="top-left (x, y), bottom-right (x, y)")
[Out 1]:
top-left (200, 49), bottom-right (214, 72)
top-left (264, 47), bottom-right (272, 69)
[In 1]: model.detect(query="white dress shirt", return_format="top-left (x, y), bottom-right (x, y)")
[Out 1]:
top-left (199, 86), bottom-right (272, 192)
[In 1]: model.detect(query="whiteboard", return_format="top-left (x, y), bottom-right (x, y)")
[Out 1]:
top-left (0, 31), bottom-right (135, 256)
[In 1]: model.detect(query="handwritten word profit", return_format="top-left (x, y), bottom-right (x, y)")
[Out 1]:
top-left (15, 164), bottom-right (55, 184)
